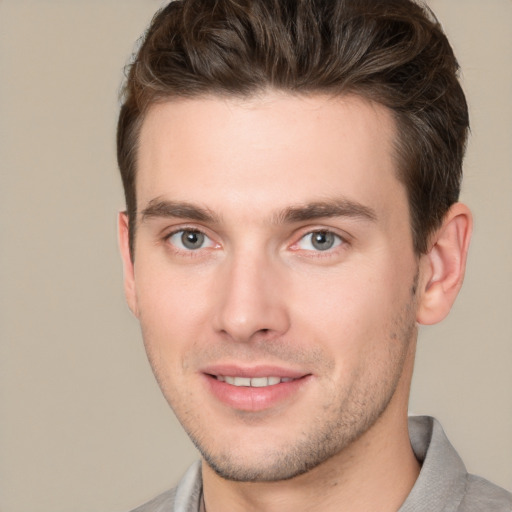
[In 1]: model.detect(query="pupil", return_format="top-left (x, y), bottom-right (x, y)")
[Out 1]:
top-left (312, 231), bottom-right (334, 251)
top-left (182, 231), bottom-right (204, 249)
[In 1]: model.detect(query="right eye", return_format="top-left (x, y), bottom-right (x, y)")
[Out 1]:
top-left (167, 230), bottom-right (216, 251)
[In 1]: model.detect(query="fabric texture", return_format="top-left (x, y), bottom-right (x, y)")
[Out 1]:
top-left (130, 416), bottom-right (512, 512)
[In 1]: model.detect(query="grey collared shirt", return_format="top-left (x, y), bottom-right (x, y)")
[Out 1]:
top-left (130, 416), bottom-right (512, 512)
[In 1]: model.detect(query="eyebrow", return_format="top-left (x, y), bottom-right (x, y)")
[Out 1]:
top-left (140, 199), bottom-right (220, 224)
top-left (139, 197), bottom-right (377, 225)
top-left (275, 199), bottom-right (377, 224)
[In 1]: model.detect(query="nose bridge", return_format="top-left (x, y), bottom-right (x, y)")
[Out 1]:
top-left (213, 244), bottom-right (290, 342)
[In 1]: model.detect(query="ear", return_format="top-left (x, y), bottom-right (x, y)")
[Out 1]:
top-left (118, 211), bottom-right (139, 318)
top-left (416, 203), bottom-right (472, 325)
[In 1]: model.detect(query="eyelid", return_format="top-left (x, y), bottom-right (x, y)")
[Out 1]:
top-left (161, 222), bottom-right (214, 240)
top-left (289, 227), bottom-right (348, 253)
top-left (164, 226), bottom-right (220, 252)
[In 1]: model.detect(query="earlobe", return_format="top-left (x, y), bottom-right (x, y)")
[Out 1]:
top-left (416, 203), bottom-right (472, 325)
top-left (118, 211), bottom-right (139, 318)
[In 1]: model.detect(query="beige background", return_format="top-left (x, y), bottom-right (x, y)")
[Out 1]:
top-left (0, 1), bottom-right (510, 511)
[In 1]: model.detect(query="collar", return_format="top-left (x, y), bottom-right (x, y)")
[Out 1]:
top-left (173, 416), bottom-right (468, 512)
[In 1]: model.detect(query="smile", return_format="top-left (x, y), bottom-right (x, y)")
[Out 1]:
top-left (205, 371), bottom-right (311, 411)
top-left (214, 376), bottom-right (295, 387)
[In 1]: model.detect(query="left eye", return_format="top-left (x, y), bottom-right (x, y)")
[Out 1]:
top-left (167, 230), bottom-right (216, 251)
top-left (296, 231), bottom-right (343, 252)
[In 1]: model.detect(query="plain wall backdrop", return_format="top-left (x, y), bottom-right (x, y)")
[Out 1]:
top-left (0, 1), bottom-right (511, 511)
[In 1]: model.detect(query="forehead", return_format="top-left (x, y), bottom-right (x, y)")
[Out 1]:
top-left (136, 92), bottom-right (406, 221)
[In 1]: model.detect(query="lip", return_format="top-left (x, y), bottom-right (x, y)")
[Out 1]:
top-left (201, 364), bottom-right (312, 412)
top-left (202, 364), bottom-right (307, 379)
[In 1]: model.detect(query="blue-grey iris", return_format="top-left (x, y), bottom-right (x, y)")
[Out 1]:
top-left (181, 231), bottom-right (205, 249)
top-left (312, 231), bottom-right (336, 251)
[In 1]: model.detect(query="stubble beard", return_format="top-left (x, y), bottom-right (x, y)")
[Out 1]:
top-left (184, 307), bottom-right (417, 482)
top-left (145, 274), bottom-right (420, 483)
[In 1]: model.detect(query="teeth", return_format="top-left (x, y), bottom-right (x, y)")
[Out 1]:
top-left (250, 377), bottom-right (268, 387)
top-left (216, 376), bottom-right (294, 387)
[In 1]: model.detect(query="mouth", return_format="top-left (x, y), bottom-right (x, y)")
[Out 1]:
top-left (202, 367), bottom-right (311, 411)
top-left (212, 375), bottom-right (296, 387)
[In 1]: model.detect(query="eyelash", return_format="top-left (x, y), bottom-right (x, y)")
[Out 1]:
top-left (163, 227), bottom-right (347, 257)
top-left (291, 230), bottom-right (345, 255)
top-left (165, 228), bottom-right (218, 254)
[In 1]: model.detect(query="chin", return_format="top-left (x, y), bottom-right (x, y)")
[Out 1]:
top-left (192, 417), bottom-right (370, 483)
top-left (202, 451), bottom-right (321, 482)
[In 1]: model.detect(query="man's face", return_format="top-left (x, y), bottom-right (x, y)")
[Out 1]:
top-left (123, 93), bottom-right (422, 481)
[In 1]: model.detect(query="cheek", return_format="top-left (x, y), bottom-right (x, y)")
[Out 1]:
top-left (135, 262), bottom-right (214, 353)
top-left (291, 268), bottom-right (386, 328)
top-left (289, 260), bottom-right (413, 353)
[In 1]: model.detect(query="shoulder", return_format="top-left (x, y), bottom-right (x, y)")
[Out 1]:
top-left (458, 474), bottom-right (512, 512)
top-left (129, 487), bottom-right (177, 512)
top-left (128, 461), bottom-right (202, 512)
top-left (404, 416), bottom-right (511, 512)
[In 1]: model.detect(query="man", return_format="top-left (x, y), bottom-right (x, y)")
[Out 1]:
top-left (117, 0), bottom-right (512, 510)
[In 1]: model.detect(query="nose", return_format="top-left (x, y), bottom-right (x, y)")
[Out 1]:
top-left (212, 251), bottom-right (291, 343)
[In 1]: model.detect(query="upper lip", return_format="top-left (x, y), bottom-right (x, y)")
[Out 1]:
top-left (201, 364), bottom-right (309, 379)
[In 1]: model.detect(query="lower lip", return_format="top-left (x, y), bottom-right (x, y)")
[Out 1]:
top-left (204, 374), bottom-right (310, 412)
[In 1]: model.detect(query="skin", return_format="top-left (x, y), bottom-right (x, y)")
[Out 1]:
top-left (119, 92), bottom-right (472, 512)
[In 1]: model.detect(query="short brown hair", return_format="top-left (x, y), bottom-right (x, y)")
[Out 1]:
top-left (117, 0), bottom-right (469, 256)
